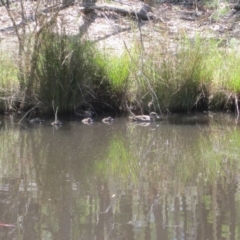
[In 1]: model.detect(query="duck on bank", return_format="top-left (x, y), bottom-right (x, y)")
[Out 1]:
top-left (129, 112), bottom-right (160, 122)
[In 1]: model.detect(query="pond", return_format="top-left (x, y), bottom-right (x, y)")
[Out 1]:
top-left (0, 113), bottom-right (240, 240)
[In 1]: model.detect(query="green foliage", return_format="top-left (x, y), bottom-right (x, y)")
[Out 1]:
top-left (104, 52), bottom-right (130, 91)
top-left (3, 23), bottom-right (240, 114)
top-left (221, 49), bottom-right (240, 93)
top-left (0, 51), bottom-right (19, 91)
top-left (94, 49), bottom-right (136, 109)
top-left (135, 36), bottom-right (219, 112)
top-left (6, 30), bottom-right (240, 114)
top-left (24, 29), bottom-right (135, 113)
top-left (96, 136), bottom-right (138, 182)
top-left (210, 6), bottom-right (230, 21)
top-left (0, 50), bottom-right (19, 112)
top-left (127, 35), bottom-right (240, 113)
top-left (34, 32), bottom-right (108, 113)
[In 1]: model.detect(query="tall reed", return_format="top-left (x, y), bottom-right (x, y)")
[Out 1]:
top-left (131, 36), bottom-right (225, 113)
top-left (35, 32), bottom-right (108, 113)
top-left (0, 50), bottom-right (19, 112)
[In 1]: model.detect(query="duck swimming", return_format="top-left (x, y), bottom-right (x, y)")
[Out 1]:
top-left (129, 112), bottom-right (159, 122)
top-left (102, 117), bottom-right (113, 124)
top-left (29, 118), bottom-right (44, 124)
top-left (82, 118), bottom-right (93, 124)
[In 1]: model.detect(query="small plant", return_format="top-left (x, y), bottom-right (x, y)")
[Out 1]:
top-left (0, 49), bottom-right (19, 112)
top-left (0, 52), bottom-right (18, 89)
top-left (208, 0), bottom-right (230, 22)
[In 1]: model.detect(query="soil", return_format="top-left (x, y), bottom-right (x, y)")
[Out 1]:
top-left (1, 0), bottom-right (240, 54)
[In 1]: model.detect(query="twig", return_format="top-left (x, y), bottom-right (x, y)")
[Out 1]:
top-left (18, 103), bottom-right (39, 124)
top-left (52, 100), bottom-right (55, 113)
top-left (52, 100), bottom-right (59, 122)
top-left (125, 101), bottom-right (135, 116)
top-left (55, 107), bottom-right (59, 122)
top-left (1, 0), bottom-right (23, 43)
top-left (235, 94), bottom-right (239, 117)
top-left (102, 12), bottom-right (162, 115)
top-left (140, 73), bottom-right (162, 115)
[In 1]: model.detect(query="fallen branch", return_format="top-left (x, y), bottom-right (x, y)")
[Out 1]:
top-left (18, 103), bottom-right (39, 124)
top-left (79, 3), bottom-right (155, 21)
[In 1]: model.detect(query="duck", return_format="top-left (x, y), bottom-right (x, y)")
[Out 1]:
top-left (102, 117), bottom-right (113, 124)
top-left (51, 119), bottom-right (62, 126)
top-left (75, 108), bottom-right (93, 118)
top-left (129, 112), bottom-right (159, 122)
top-left (82, 118), bottom-right (93, 124)
top-left (29, 118), bottom-right (44, 124)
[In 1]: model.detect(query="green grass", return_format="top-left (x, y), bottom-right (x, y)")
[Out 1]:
top-left (35, 33), bottom-right (102, 113)
top-left (0, 50), bottom-right (19, 112)
top-left (2, 27), bottom-right (240, 114)
top-left (104, 52), bottom-right (130, 91)
top-left (221, 49), bottom-right (240, 93)
top-left (131, 36), bottom-right (219, 112)
top-left (22, 30), bottom-right (134, 113)
top-left (125, 35), bottom-right (240, 113)
top-left (0, 51), bottom-right (19, 91)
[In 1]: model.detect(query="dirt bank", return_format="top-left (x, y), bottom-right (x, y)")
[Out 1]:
top-left (1, 0), bottom-right (240, 54)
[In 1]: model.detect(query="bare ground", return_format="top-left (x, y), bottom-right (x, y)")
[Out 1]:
top-left (1, 0), bottom-right (240, 54)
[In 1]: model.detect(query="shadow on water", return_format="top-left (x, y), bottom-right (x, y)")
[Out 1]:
top-left (0, 113), bottom-right (240, 239)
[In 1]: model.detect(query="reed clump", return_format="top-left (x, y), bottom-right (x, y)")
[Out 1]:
top-left (34, 32), bottom-right (111, 113)
top-left (0, 50), bottom-right (19, 112)
top-left (129, 35), bottom-right (240, 113)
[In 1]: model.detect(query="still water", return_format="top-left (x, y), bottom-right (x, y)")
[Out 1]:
top-left (0, 113), bottom-right (240, 240)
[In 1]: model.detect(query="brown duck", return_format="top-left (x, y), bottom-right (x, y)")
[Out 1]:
top-left (129, 112), bottom-right (159, 122)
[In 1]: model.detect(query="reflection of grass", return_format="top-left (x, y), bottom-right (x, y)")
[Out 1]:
top-left (97, 137), bottom-right (139, 182)
top-left (0, 129), bottom-right (22, 175)
top-left (98, 123), bottom-right (230, 190)
top-left (175, 126), bottom-right (240, 186)
top-left (124, 121), bottom-right (240, 190)
top-left (1, 118), bottom-right (240, 239)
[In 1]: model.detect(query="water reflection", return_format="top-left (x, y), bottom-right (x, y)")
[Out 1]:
top-left (0, 114), bottom-right (240, 240)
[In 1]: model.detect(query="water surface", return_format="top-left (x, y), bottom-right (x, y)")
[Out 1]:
top-left (0, 113), bottom-right (240, 240)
